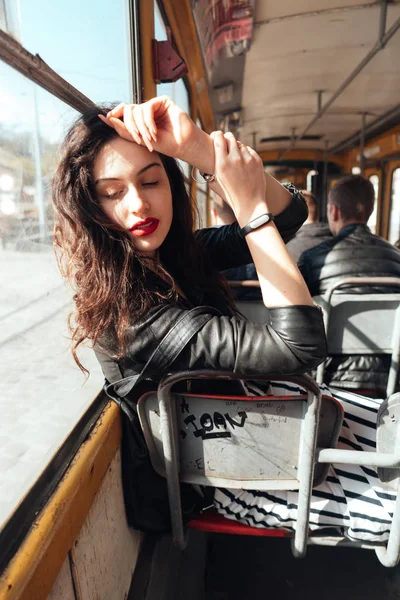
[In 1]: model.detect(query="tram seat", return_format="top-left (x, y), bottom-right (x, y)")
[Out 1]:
top-left (313, 277), bottom-right (400, 398)
top-left (137, 370), bottom-right (400, 566)
top-left (229, 277), bottom-right (400, 398)
top-left (137, 372), bottom-right (344, 557)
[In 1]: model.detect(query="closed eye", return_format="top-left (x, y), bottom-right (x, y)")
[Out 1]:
top-left (142, 181), bottom-right (159, 187)
top-left (103, 190), bottom-right (123, 199)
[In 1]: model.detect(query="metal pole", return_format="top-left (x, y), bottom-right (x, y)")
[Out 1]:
top-left (317, 90), bottom-right (324, 113)
top-left (32, 84), bottom-right (45, 240)
top-left (375, 476), bottom-right (400, 567)
top-left (299, 6), bottom-right (397, 137)
top-left (359, 112), bottom-right (366, 175)
top-left (158, 381), bottom-right (187, 550)
top-left (126, 0), bottom-right (142, 103)
top-left (291, 387), bottom-right (321, 559)
top-left (378, 0), bottom-right (388, 47)
top-left (328, 103), bottom-right (400, 154)
top-left (323, 140), bottom-right (329, 209)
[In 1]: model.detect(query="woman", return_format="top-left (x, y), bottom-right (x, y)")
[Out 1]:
top-left (52, 96), bottom-right (394, 542)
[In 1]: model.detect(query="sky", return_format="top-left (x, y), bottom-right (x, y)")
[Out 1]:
top-left (1, 0), bottom-right (132, 145)
top-left (1, 0), bottom-right (191, 147)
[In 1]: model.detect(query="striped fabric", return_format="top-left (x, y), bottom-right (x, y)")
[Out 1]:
top-left (214, 383), bottom-right (396, 542)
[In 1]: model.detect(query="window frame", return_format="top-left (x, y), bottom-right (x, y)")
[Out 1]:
top-left (0, 392), bottom-right (109, 573)
top-left (388, 165), bottom-right (400, 245)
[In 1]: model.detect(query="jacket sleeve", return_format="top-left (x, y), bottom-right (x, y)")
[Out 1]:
top-left (298, 251), bottom-right (313, 291)
top-left (195, 189), bottom-right (308, 271)
top-left (121, 303), bottom-right (327, 381)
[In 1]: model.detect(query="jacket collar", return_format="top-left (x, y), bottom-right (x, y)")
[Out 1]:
top-left (336, 223), bottom-right (370, 239)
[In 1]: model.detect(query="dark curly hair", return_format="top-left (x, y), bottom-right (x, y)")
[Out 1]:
top-left (52, 105), bottom-right (236, 372)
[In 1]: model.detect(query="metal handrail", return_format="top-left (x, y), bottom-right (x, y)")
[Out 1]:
top-left (279, 3), bottom-right (400, 160)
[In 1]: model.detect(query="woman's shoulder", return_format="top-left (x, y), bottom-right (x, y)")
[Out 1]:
top-left (95, 301), bottom-right (190, 378)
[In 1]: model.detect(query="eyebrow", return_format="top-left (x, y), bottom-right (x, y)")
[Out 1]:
top-left (95, 162), bottom-right (162, 184)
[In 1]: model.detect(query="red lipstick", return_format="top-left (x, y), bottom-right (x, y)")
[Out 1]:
top-left (130, 218), bottom-right (159, 237)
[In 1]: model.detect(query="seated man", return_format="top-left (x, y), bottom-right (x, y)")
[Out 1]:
top-left (298, 175), bottom-right (400, 393)
top-left (286, 190), bottom-right (332, 263)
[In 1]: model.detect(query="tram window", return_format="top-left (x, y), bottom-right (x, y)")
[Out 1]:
top-left (0, 60), bottom-right (103, 531)
top-left (154, 2), bottom-right (191, 180)
top-left (368, 174), bottom-right (379, 235)
top-left (388, 169), bottom-right (400, 245)
top-left (5, 0), bottom-right (131, 104)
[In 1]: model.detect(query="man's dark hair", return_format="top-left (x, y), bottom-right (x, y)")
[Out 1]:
top-left (329, 175), bottom-right (375, 222)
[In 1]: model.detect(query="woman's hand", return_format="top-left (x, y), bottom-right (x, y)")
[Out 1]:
top-left (211, 131), bottom-right (268, 225)
top-left (98, 97), bottom-right (213, 170)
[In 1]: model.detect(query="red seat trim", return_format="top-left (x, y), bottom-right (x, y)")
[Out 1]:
top-left (188, 510), bottom-right (291, 537)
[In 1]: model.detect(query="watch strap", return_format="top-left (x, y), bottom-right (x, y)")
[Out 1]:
top-left (240, 212), bottom-right (274, 237)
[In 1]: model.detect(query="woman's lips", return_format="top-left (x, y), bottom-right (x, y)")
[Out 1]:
top-left (130, 218), bottom-right (159, 237)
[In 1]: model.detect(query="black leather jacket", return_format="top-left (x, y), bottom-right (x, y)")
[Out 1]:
top-left (298, 223), bottom-right (400, 296)
top-left (95, 192), bottom-right (327, 389)
top-left (299, 223), bottom-right (400, 391)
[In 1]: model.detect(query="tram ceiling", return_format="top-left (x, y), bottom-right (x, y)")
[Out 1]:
top-left (236, 0), bottom-right (400, 154)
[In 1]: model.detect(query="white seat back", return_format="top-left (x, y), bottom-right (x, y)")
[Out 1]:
top-left (138, 389), bottom-right (342, 490)
top-left (314, 277), bottom-right (400, 396)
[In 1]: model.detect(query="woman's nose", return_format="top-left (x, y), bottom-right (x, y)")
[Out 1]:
top-left (125, 187), bottom-right (150, 214)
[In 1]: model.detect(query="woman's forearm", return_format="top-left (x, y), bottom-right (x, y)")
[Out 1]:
top-left (180, 127), bottom-right (215, 174)
top-left (184, 130), bottom-right (292, 217)
top-left (235, 201), bottom-right (313, 307)
top-left (244, 222), bottom-right (314, 307)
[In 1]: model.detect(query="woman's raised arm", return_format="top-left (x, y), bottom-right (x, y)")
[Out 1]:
top-left (211, 131), bottom-right (313, 308)
top-left (100, 97), bottom-right (213, 174)
top-left (99, 97), bottom-right (292, 217)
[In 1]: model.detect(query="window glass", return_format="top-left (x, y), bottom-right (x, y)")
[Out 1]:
top-left (196, 187), bottom-right (208, 229)
top-left (368, 174), bottom-right (379, 235)
top-left (154, 2), bottom-right (190, 180)
top-left (4, 0), bottom-right (131, 105)
top-left (0, 60), bottom-right (103, 530)
top-left (389, 168), bottom-right (400, 245)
